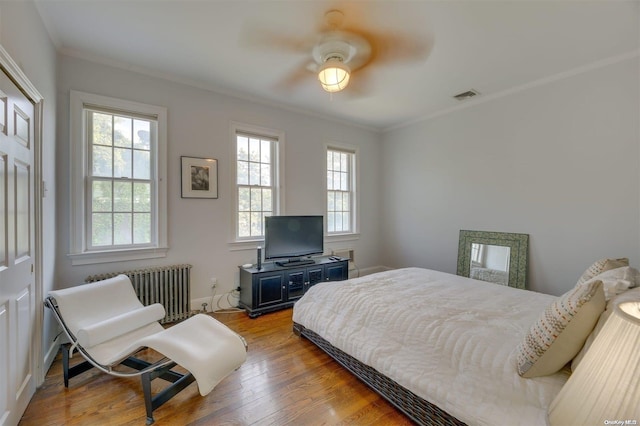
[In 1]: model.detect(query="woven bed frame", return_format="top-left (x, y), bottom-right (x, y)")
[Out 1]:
top-left (293, 322), bottom-right (467, 426)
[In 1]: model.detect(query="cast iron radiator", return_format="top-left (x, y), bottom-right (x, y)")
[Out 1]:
top-left (85, 264), bottom-right (192, 324)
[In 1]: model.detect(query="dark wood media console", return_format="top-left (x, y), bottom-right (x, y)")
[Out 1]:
top-left (238, 256), bottom-right (349, 318)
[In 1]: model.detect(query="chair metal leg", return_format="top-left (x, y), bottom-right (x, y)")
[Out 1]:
top-left (142, 370), bottom-right (155, 425)
top-left (140, 360), bottom-right (195, 425)
top-left (62, 344), bottom-right (70, 388)
top-left (61, 344), bottom-right (93, 388)
top-left (60, 348), bottom-right (196, 424)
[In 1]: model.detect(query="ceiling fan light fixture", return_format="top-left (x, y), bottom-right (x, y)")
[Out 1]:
top-left (317, 58), bottom-right (350, 93)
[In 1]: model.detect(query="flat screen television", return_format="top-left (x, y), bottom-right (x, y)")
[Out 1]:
top-left (264, 215), bottom-right (323, 265)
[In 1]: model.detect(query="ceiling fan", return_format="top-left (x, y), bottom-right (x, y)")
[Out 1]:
top-left (245, 9), bottom-right (432, 95)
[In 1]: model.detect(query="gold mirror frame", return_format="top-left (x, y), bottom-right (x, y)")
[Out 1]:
top-left (456, 230), bottom-right (529, 289)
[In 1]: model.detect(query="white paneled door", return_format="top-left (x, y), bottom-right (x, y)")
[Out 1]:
top-left (0, 66), bottom-right (37, 425)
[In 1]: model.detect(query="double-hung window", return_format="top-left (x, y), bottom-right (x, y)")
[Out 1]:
top-left (69, 91), bottom-right (167, 265)
top-left (326, 147), bottom-right (356, 234)
top-left (234, 125), bottom-right (281, 240)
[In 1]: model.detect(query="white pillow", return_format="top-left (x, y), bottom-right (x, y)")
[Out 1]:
top-left (576, 258), bottom-right (628, 285)
top-left (77, 303), bottom-right (165, 348)
top-left (582, 266), bottom-right (639, 300)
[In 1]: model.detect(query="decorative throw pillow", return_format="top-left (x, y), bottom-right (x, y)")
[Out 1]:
top-left (576, 258), bottom-right (629, 286)
top-left (571, 286), bottom-right (640, 371)
top-left (516, 280), bottom-right (605, 378)
top-left (586, 266), bottom-right (638, 300)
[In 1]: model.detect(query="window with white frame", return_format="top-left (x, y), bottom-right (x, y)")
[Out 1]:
top-left (327, 147), bottom-right (356, 234)
top-left (69, 91), bottom-right (167, 265)
top-left (235, 130), bottom-right (280, 239)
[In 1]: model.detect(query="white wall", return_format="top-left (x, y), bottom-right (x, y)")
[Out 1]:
top-left (381, 57), bottom-right (639, 295)
top-left (55, 55), bottom-right (382, 305)
top-left (0, 1), bottom-right (58, 375)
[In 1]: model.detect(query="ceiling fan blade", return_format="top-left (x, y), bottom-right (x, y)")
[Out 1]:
top-left (240, 27), bottom-right (316, 54)
top-left (345, 67), bottom-right (374, 97)
top-left (274, 60), bottom-right (316, 91)
top-left (343, 26), bottom-right (434, 70)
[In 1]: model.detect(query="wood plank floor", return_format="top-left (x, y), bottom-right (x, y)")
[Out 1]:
top-left (19, 308), bottom-right (412, 425)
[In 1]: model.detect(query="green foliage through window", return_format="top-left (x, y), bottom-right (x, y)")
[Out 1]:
top-left (236, 133), bottom-right (276, 238)
top-left (327, 149), bottom-right (354, 233)
top-left (88, 109), bottom-right (154, 248)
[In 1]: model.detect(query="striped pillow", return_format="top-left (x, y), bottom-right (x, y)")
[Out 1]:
top-left (577, 258), bottom-right (628, 285)
top-left (516, 280), bottom-right (605, 378)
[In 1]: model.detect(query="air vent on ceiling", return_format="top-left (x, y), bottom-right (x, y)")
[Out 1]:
top-left (453, 89), bottom-right (479, 101)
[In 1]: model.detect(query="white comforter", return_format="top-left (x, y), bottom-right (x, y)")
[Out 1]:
top-left (292, 268), bottom-right (569, 426)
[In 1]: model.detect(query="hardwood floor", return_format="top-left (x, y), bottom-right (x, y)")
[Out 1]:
top-left (19, 309), bottom-right (412, 425)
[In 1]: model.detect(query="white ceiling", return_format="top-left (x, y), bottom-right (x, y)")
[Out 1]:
top-left (35, 1), bottom-right (638, 131)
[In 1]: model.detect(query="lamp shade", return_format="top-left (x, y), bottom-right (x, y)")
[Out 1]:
top-left (318, 59), bottom-right (350, 93)
top-left (548, 301), bottom-right (640, 425)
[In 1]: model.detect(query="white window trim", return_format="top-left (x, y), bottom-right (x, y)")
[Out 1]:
top-left (229, 121), bottom-right (285, 249)
top-left (325, 142), bottom-right (359, 240)
top-left (68, 90), bottom-right (168, 265)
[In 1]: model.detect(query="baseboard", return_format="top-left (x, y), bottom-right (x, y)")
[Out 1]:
top-left (351, 265), bottom-right (392, 278)
top-left (44, 333), bottom-right (62, 374)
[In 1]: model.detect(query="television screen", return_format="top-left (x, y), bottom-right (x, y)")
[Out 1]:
top-left (264, 215), bottom-right (323, 260)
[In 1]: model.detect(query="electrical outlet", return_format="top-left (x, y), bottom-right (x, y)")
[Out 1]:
top-left (211, 276), bottom-right (218, 288)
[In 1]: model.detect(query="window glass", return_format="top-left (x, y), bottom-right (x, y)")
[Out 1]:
top-left (327, 148), bottom-right (355, 234)
top-left (87, 109), bottom-right (155, 249)
top-left (236, 132), bottom-right (277, 238)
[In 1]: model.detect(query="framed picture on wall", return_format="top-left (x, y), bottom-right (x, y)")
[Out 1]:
top-left (181, 156), bottom-right (218, 199)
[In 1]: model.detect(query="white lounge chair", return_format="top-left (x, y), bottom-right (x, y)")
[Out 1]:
top-left (45, 274), bottom-right (248, 424)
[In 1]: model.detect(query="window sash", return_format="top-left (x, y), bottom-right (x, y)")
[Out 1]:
top-left (85, 108), bottom-right (158, 251)
top-left (236, 132), bottom-right (278, 239)
top-left (327, 148), bottom-right (355, 234)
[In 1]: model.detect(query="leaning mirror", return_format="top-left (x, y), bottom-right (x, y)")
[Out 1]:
top-left (456, 230), bottom-right (529, 289)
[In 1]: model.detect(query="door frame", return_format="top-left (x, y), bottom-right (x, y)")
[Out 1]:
top-left (0, 44), bottom-right (45, 385)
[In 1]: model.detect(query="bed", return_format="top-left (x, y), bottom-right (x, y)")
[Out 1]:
top-left (292, 265), bottom-right (634, 425)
